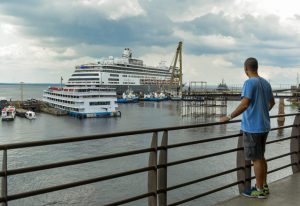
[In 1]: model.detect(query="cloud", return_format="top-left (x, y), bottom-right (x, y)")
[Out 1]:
top-left (81, 0), bottom-right (145, 20)
top-left (0, 0), bottom-right (299, 85)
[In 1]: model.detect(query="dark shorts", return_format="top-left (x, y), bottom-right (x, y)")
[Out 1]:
top-left (243, 132), bottom-right (268, 161)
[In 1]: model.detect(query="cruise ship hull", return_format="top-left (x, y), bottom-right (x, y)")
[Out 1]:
top-left (68, 111), bottom-right (121, 118)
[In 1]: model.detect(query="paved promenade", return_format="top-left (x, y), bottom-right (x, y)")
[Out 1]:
top-left (216, 172), bottom-right (300, 206)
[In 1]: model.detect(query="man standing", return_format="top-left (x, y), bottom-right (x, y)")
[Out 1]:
top-left (220, 57), bottom-right (275, 198)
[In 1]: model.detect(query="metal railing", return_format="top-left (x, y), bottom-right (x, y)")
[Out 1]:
top-left (0, 113), bottom-right (299, 206)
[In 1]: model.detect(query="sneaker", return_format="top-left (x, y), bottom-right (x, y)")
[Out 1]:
top-left (263, 184), bottom-right (270, 195)
top-left (242, 187), bottom-right (266, 199)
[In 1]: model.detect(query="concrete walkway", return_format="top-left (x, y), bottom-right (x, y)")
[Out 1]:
top-left (216, 172), bottom-right (300, 206)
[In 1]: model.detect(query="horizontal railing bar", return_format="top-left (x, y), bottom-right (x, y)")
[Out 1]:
top-left (0, 113), bottom-right (298, 150)
top-left (0, 148), bottom-right (154, 177)
top-left (270, 124), bottom-right (297, 131)
top-left (166, 133), bottom-right (241, 149)
top-left (103, 192), bottom-right (155, 206)
top-left (266, 135), bottom-right (298, 145)
top-left (161, 147), bottom-right (244, 168)
top-left (266, 152), bottom-right (296, 162)
top-left (164, 167), bottom-right (244, 192)
top-left (0, 166), bottom-right (155, 202)
top-left (168, 181), bottom-right (243, 206)
top-left (270, 113), bottom-right (300, 118)
top-left (247, 151), bottom-right (296, 168)
top-left (268, 163), bottom-right (297, 175)
top-left (249, 163), bottom-right (297, 181)
top-left (0, 121), bottom-right (237, 150)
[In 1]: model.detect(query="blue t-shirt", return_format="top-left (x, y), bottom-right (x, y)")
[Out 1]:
top-left (241, 77), bottom-right (273, 133)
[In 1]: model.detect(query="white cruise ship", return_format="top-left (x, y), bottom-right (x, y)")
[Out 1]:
top-left (43, 47), bottom-right (179, 118)
top-left (66, 48), bottom-right (178, 94)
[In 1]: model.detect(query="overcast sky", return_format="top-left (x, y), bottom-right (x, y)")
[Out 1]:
top-left (0, 0), bottom-right (299, 85)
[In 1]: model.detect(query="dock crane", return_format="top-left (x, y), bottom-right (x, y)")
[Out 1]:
top-left (169, 41), bottom-right (183, 95)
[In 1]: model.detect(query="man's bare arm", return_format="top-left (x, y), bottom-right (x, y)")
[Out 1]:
top-left (231, 97), bottom-right (251, 118)
top-left (269, 97), bottom-right (275, 111)
top-left (220, 97), bottom-right (251, 122)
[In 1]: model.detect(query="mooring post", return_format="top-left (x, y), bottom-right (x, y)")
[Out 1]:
top-left (290, 114), bottom-right (300, 173)
top-left (148, 132), bottom-right (158, 206)
top-left (158, 131), bottom-right (168, 206)
top-left (277, 97), bottom-right (285, 126)
top-left (1, 149), bottom-right (7, 206)
top-left (237, 132), bottom-right (251, 193)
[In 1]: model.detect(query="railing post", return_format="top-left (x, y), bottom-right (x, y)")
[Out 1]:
top-left (1, 149), bottom-right (7, 206)
top-left (158, 131), bottom-right (168, 206)
top-left (236, 132), bottom-right (251, 193)
top-left (290, 114), bottom-right (300, 173)
top-left (148, 132), bottom-right (158, 206)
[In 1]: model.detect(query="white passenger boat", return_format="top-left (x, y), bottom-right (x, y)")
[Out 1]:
top-left (170, 95), bottom-right (182, 101)
top-left (25, 111), bottom-right (36, 120)
top-left (117, 90), bottom-right (139, 103)
top-left (143, 92), bottom-right (168, 101)
top-left (1, 106), bottom-right (16, 121)
top-left (43, 86), bottom-right (119, 118)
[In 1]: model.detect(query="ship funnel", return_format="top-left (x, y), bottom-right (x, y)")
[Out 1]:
top-left (122, 48), bottom-right (132, 59)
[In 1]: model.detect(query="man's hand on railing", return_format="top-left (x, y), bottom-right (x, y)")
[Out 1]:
top-left (220, 115), bottom-right (231, 122)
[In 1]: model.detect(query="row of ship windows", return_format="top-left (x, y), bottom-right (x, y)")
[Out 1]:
top-left (108, 78), bottom-right (119, 81)
top-left (122, 82), bottom-right (135, 84)
top-left (47, 98), bottom-right (111, 106)
top-left (67, 79), bottom-right (162, 85)
top-left (74, 67), bottom-right (169, 74)
top-left (46, 97), bottom-right (77, 104)
top-left (75, 65), bottom-right (170, 74)
top-left (74, 69), bottom-right (169, 77)
top-left (82, 95), bottom-right (116, 98)
top-left (69, 78), bottom-right (99, 81)
top-left (76, 63), bottom-right (167, 71)
top-left (103, 66), bottom-right (170, 74)
top-left (72, 73), bottom-right (99, 76)
top-left (76, 89), bottom-right (115, 92)
top-left (67, 82), bottom-right (102, 84)
top-left (102, 69), bottom-right (169, 76)
top-left (51, 103), bottom-right (80, 112)
top-left (75, 70), bottom-right (99, 73)
top-left (89, 101), bottom-right (110, 106)
top-left (110, 74), bottom-right (144, 79)
top-left (65, 85), bottom-right (115, 90)
top-left (45, 92), bottom-right (115, 98)
top-left (45, 92), bottom-right (80, 98)
top-left (103, 74), bottom-right (156, 81)
top-left (116, 63), bottom-right (168, 71)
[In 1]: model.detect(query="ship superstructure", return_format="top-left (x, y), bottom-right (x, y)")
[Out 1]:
top-left (65, 48), bottom-right (178, 94)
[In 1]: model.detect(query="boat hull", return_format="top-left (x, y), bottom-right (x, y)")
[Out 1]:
top-left (1, 117), bottom-right (15, 121)
top-left (68, 111), bottom-right (121, 118)
top-left (116, 98), bottom-right (139, 103)
top-left (143, 97), bottom-right (168, 102)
